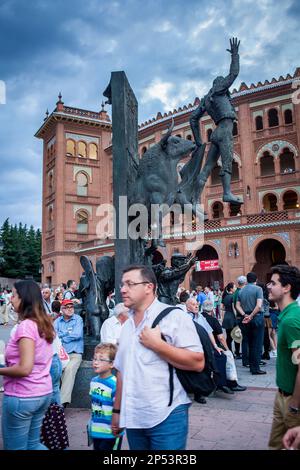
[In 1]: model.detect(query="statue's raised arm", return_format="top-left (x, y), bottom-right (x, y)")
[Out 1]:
top-left (213, 37), bottom-right (240, 93)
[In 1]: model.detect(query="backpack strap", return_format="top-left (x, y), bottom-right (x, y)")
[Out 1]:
top-left (151, 307), bottom-right (180, 407)
top-left (151, 307), bottom-right (179, 328)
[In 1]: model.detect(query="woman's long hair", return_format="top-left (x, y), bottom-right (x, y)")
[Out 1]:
top-left (14, 280), bottom-right (54, 343)
top-left (222, 282), bottom-right (234, 302)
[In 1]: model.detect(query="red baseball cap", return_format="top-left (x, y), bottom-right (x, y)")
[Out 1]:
top-left (61, 299), bottom-right (74, 307)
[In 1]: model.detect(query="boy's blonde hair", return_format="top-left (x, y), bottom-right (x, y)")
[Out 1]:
top-left (94, 343), bottom-right (117, 362)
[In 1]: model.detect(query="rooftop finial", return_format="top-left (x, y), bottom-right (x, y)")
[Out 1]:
top-left (58, 92), bottom-right (62, 102)
top-left (101, 101), bottom-right (105, 111)
top-left (44, 108), bottom-right (49, 121)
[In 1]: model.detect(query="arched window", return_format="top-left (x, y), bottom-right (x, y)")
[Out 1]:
top-left (262, 193), bottom-right (278, 212)
top-left (48, 172), bottom-right (53, 192)
top-left (232, 122), bottom-right (238, 136)
top-left (207, 128), bottom-right (212, 142)
top-left (284, 109), bottom-right (293, 125)
top-left (89, 143), bottom-right (98, 160)
top-left (231, 161), bottom-right (239, 181)
top-left (283, 190), bottom-right (299, 210)
top-left (66, 139), bottom-right (75, 157)
top-left (49, 261), bottom-right (55, 273)
top-left (175, 134), bottom-right (181, 138)
top-left (78, 141), bottom-right (87, 158)
top-left (76, 210), bottom-right (89, 233)
top-left (211, 165), bottom-right (220, 185)
top-left (212, 202), bottom-right (224, 219)
top-left (268, 108), bottom-right (279, 127)
top-left (280, 148), bottom-right (295, 173)
top-left (141, 146), bottom-right (147, 155)
top-left (186, 134), bottom-right (192, 141)
top-left (260, 151), bottom-right (275, 176)
top-left (48, 206), bottom-right (53, 230)
top-left (255, 116), bottom-right (263, 130)
top-left (229, 204), bottom-right (242, 217)
top-left (76, 172), bottom-right (88, 196)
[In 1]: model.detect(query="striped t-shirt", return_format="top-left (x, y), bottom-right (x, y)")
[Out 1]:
top-left (89, 375), bottom-right (116, 439)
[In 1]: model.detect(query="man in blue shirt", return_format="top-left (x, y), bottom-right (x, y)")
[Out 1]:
top-left (196, 286), bottom-right (207, 308)
top-left (54, 299), bottom-right (84, 406)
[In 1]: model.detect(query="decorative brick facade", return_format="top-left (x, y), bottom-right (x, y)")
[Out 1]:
top-left (36, 69), bottom-right (300, 288)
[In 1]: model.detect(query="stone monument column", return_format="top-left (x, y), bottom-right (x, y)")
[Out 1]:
top-left (104, 72), bottom-right (145, 301)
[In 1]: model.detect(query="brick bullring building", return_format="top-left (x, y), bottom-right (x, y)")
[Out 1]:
top-left (35, 69), bottom-right (300, 289)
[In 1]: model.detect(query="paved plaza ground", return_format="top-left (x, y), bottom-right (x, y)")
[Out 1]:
top-left (0, 322), bottom-right (277, 450)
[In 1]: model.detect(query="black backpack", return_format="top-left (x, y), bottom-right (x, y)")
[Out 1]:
top-left (152, 307), bottom-right (219, 405)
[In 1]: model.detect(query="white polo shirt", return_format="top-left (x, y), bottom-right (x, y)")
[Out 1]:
top-left (114, 298), bottom-right (203, 429)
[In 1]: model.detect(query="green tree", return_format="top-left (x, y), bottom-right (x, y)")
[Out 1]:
top-left (0, 219), bottom-right (42, 280)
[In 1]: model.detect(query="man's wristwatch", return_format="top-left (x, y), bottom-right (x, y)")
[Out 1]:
top-left (112, 408), bottom-right (120, 414)
top-left (288, 405), bottom-right (300, 414)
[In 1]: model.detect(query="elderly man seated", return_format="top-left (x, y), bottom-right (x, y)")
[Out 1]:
top-left (54, 299), bottom-right (84, 407)
top-left (100, 303), bottom-right (129, 345)
top-left (201, 300), bottom-right (247, 393)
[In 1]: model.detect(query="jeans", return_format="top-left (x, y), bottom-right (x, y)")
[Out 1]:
top-left (2, 393), bottom-right (52, 450)
top-left (126, 404), bottom-right (189, 450)
top-left (238, 318), bottom-right (249, 366)
top-left (50, 354), bottom-right (62, 404)
top-left (243, 314), bottom-right (264, 373)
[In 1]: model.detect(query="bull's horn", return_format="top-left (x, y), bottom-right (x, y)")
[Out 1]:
top-left (160, 118), bottom-right (174, 149)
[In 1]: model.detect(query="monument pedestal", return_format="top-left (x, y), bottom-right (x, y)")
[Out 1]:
top-left (68, 338), bottom-right (97, 409)
top-left (69, 360), bottom-right (94, 408)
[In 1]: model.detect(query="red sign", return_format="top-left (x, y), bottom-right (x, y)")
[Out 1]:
top-left (195, 260), bottom-right (219, 271)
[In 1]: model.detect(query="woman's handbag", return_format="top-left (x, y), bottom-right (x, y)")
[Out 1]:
top-left (41, 403), bottom-right (69, 450)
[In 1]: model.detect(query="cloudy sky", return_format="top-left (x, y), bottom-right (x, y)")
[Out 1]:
top-left (0, 0), bottom-right (299, 228)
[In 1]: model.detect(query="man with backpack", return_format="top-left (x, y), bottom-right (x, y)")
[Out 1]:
top-left (112, 265), bottom-right (204, 450)
top-left (63, 280), bottom-right (80, 303)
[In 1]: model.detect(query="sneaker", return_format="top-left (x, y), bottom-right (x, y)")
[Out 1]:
top-left (0, 386), bottom-right (4, 392)
top-left (270, 350), bottom-right (277, 358)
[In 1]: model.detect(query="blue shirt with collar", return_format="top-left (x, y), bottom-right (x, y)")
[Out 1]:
top-left (54, 314), bottom-right (84, 354)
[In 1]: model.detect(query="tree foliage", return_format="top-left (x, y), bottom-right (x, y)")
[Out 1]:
top-left (0, 218), bottom-right (42, 281)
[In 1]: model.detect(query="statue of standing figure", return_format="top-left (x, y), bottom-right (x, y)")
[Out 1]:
top-left (152, 252), bottom-right (197, 305)
top-left (190, 37), bottom-right (242, 206)
top-left (79, 255), bottom-right (114, 340)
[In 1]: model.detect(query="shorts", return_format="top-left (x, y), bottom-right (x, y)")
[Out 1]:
top-left (264, 317), bottom-right (272, 328)
top-left (270, 311), bottom-right (278, 329)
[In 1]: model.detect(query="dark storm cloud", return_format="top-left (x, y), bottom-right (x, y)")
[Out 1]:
top-left (0, 0), bottom-right (299, 227)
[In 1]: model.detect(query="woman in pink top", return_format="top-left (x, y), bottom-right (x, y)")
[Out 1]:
top-left (0, 280), bottom-right (55, 450)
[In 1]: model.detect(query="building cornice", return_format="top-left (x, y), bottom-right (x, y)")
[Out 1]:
top-left (163, 219), bottom-right (300, 239)
top-left (35, 110), bottom-right (112, 139)
top-left (70, 219), bottom-right (299, 254)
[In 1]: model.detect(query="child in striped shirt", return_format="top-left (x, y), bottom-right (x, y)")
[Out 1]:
top-left (89, 343), bottom-right (122, 450)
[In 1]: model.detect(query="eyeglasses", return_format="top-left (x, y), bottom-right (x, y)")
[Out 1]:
top-left (93, 358), bottom-right (112, 363)
top-left (119, 281), bottom-right (151, 289)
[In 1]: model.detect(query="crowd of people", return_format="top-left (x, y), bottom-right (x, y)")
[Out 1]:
top-left (0, 264), bottom-right (300, 451)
